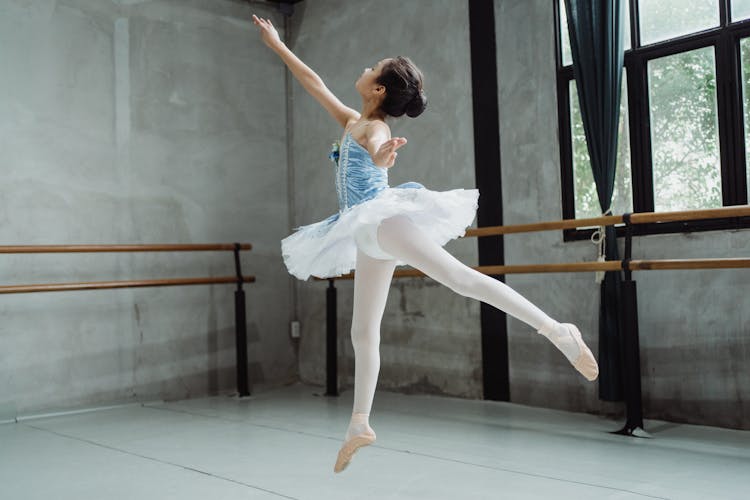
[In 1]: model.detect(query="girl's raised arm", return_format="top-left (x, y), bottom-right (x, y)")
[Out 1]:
top-left (252, 15), bottom-right (359, 128)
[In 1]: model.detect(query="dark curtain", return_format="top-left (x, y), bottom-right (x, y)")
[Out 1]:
top-left (563, 0), bottom-right (625, 401)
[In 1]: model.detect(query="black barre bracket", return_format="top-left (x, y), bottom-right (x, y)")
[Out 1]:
top-left (325, 279), bottom-right (339, 396)
top-left (622, 212), bottom-right (634, 281)
top-left (233, 243), bottom-right (250, 397)
top-left (233, 243), bottom-right (244, 290)
top-left (612, 214), bottom-right (650, 438)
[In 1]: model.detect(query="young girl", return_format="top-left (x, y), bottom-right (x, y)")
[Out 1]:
top-left (252, 14), bottom-right (598, 473)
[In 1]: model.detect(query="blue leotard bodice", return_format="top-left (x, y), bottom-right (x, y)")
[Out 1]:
top-left (333, 132), bottom-right (422, 212)
top-left (335, 132), bottom-right (388, 211)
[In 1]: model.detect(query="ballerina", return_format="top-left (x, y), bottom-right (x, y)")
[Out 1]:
top-left (252, 13), bottom-right (598, 474)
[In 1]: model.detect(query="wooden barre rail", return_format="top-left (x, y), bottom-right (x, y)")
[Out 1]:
top-left (0, 244), bottom-right (253, 253)
top-left (318, 258), bottom-right (750, 281)
top-left (314, 205), bottom-right (750, 280)
top-left (0, 241), bottom-right (255, 397)
top-left (464, 205), bottom-right (750, 237)
top-left (0, 276), bottom-right (257, 295)
top-left (0, 243), bottom-right (256, 293)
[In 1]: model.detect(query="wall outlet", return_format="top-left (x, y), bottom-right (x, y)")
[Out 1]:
top-left (290, 320), bottom-right (301, 339)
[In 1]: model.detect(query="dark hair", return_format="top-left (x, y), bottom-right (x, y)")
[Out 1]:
top-left (376, 56), bottom-right (427, 118)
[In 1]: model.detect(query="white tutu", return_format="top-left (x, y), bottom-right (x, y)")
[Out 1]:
top-left (281, 185), bottom-right (479, 280)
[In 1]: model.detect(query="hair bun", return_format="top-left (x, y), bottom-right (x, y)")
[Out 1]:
top-left (376, 56), bottom-right (426, 118)
top-left (405, 89), bottom-right (427, 118)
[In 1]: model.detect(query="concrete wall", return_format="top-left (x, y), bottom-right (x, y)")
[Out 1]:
top-left (290, 0), bottom-right (483, 399)
top-left (496, 0), bottom-right (750, 429)
top-left (0, 0), bottom-right (296, 420)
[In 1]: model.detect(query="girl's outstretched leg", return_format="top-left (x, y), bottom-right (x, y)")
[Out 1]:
top-left (335, 247), bottom-right (397, 473)
top-left (376, 215), bottom-right (598, 381)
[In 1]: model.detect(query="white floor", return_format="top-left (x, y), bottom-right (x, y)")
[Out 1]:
top-left (1, 383), bottom-right (748, 500)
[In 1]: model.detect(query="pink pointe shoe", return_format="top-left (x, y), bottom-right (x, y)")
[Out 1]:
top-left (562, 323), bottom-right (599, 381)
top-left (333, 431), bottom-right (376, 473)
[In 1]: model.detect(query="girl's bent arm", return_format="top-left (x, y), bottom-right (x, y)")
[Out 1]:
top-left (253, 15), bottom-right (358, 128)
top-left (365, 121), bottom-right (407, 168)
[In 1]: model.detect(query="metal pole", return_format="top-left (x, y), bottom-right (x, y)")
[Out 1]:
top-left (234, 243), bottom-right (250, 397)
top-left (614, 214), bottom-right (649, 437)
top-left (325, 279), bottom-right (338, 396)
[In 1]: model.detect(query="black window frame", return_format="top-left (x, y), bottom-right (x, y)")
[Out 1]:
top-left (555, 0), bottom-right (750, 241)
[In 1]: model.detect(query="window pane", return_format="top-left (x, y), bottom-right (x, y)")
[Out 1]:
top-left (569, 77), bottom-right (633, 219)
top-left (560, 2), bottom-right (572, 66)
top-left (639, 0), bottom-right (719, 45)
top-left (732, 0), bottom-right (750, 21)
top-left (624, 2), bottom-right (632, 51)
top-left (560, 3), bottom-right (630, 67)
top-left (741, 38), bottom-right (750, 197)
top-left (648, 47), bottom-right (722, 212)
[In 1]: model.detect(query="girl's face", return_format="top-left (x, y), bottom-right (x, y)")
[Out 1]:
top-left (355, 58), bottom-right (390, 97)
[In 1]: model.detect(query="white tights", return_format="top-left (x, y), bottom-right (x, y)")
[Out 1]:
top-left (345, 214), bottom-right (577, 440)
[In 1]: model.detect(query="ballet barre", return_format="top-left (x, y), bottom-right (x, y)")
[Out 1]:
top-left (317, 204), bottom-right (750, 438)
top-left (324, 258), bottom-right (750, 280)
top-left (0, 243), bottom-right (255, 397)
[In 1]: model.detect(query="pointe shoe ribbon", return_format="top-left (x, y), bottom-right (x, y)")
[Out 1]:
top-left (333, 432), bottom-right (376, 473)
top-left (562, 323), bottom-right (599, 381)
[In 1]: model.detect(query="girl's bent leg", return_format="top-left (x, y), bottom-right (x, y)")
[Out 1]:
top-left (376, 215), bottom-right (598, 380)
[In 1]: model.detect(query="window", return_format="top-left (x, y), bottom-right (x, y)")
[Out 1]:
top-left (733, 0), bottom-right (750, 21)
top-left (638, 0), bottom-right (719, 45)
top-left (556, 0), bottom-right (750, 240)
top-left (570, 77), bottom-right (633, 219)
top-left (648, 47), bottom-right (722, 211)
top-left (559, 2), bottom-right (573, 66)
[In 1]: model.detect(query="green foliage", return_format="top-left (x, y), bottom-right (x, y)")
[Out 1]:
top-left (639, 0), bottom-right (718, 45)
top-left (570, 79), bottom-right (632, 219)
top-left (648, 46), bottom-right (721, 211)
top-left (567, 0), bottom-right (733, 217)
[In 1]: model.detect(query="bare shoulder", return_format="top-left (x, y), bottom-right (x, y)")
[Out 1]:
top-left (348, 119), bottom-right (389, 147)
top-left (343, 115), bottom-right (362, 133)
top-left (364, 120), bottom-right (391, 141)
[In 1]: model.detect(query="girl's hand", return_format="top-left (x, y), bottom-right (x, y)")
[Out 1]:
top-left (252, 14), bottom-right (282, 49)
top-left (373, 137), bottom-right (407, 167)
